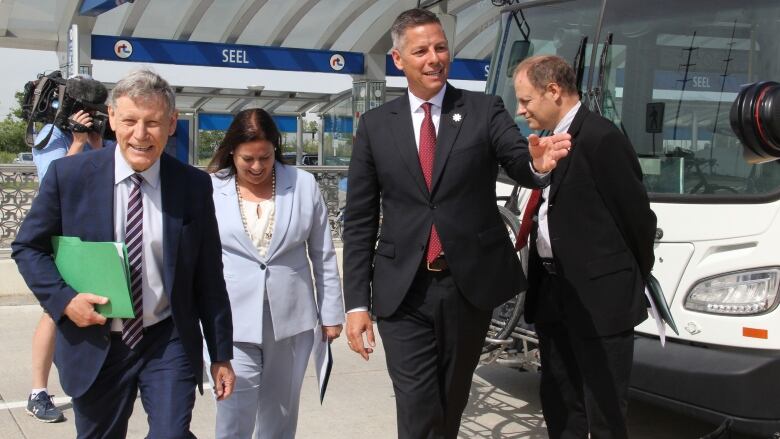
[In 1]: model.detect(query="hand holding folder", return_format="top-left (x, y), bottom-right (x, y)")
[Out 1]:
top-left (51, 236), bottom-right (136, 318)
top-left (646, 273), bottom-right (679, 335)
top-left (312, 325), bottom-right (333, 404)
top-left (644, 273), bottom-right (679, 347)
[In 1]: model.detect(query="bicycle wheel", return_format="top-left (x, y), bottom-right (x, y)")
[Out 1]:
top-left (483, 206), bottom-right (529, 353)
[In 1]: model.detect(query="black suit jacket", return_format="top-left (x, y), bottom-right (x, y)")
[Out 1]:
top-left (343, 85), bottom-right (541, 317)
top-left (524, 105), bottom-right (657, 337)
top-left (12, 146), bottom-right (233, 398)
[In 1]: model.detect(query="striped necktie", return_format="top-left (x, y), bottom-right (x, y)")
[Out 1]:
top-left (122, 173), bottom-right (144, 348)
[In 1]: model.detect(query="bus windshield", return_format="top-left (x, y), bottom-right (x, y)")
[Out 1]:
top-left (488, 0), bottom-right (780, 201)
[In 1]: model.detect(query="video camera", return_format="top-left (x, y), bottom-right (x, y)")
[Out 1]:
top-left (730, 81), bottom-right (780, 163)
top-left (21, 70), bottom-right (112, 149)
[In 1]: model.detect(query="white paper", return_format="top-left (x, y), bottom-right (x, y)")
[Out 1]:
top-left (312, 326), bottom-right (332, 403)
top-left (644, 286), bottom-right (666, 347)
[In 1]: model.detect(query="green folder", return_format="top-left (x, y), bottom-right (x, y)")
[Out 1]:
top-left (51, 236), bottom-right (135, 318)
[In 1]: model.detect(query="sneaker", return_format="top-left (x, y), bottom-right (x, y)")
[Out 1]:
top-left (26, 391), bottom-right (65, 423)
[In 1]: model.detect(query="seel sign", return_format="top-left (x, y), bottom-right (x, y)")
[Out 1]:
top-left (93, 35), bottom-right (364, 75)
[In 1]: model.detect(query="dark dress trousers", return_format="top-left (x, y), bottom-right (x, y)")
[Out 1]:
top-left (344, 84), bottom-right (542, 438)
top-left (12, 146), bottom-right (233, 437)
top-left (524, 106), bottom-right (657, 439)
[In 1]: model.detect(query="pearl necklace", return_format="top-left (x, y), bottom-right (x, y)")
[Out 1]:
top-left (236, 167), bottom-right (276, 243)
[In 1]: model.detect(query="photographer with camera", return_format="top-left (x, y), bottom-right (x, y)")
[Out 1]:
top-left (26, 74), bottom-right (114, 423)
top-left (31, 74), bottom-right (114, 182)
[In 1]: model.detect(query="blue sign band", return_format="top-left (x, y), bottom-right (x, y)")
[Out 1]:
top-left (175, 120), bottom-right (189, 162)
top-left (92, 35), bottom-right (364, 75)
top-left (200, 114), bottom-right (298, 132)
top-left (323, 116), bottom-right (353, 133)
top-left (385, 55), bottom-right (489, 81)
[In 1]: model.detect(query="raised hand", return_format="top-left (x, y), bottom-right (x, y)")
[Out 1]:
top-left (529, 132), bottom-right (572, 173)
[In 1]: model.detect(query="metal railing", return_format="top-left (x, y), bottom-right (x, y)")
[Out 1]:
top-left (0, 164), bottom-right (349, 252)
top-left (0, 165), bottom-right (38, 251)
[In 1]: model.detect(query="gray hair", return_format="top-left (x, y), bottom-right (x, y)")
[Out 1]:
top-left (390, 8), bottom-right (442, 50)
top-left (110, 69), bottom-right (176, 116)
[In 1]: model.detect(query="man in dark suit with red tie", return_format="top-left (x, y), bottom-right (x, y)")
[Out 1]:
top-left (514, 55), bottom-right (656, 439)
top-left (13, 69), bottom-right (234, 438)
top-left (342, 9), bottom-right (572, 438)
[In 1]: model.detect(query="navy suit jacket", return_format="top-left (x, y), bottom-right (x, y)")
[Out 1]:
top-left (12, 146), bottom-right (233, 398)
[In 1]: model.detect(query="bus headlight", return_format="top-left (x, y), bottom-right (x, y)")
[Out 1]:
top-left (684, 268), bottom-right (780, 315)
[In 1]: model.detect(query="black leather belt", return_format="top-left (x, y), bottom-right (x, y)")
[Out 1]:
top-left (426, 255), bottom-right (449, 272)
top-left (540, 257), bottom-right (557, 275)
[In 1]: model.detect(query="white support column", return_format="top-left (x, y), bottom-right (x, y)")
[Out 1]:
top-left (429, 1), bottom-right (457, 49)
top-left (296, 115), bottom-right (304, 165)
top-left (191, 111), bottom-right (200, 165)
top-left (317, 115), bottom-right (324, 166)
top-left (57, 14), bottom-right (97, 77)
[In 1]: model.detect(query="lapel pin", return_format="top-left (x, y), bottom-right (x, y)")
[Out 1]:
top-left (452, 113), bottom-right (462, 123)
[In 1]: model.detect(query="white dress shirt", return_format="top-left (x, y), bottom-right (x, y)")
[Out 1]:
top-left (536, 101), bottom-right (581, 258)
top-left (110, 147), bottom-right (170, 331)
top-left (408, 85), bottom-right (447, 151)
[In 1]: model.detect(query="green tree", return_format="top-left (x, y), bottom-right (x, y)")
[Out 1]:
top-left (197, 129), bottom-right (225, 166)
top-left (304, 120), bottom-right (319, 135)
top-left (0, 90), bottom-right (28, 157)
top-left (10, 91), bottom-right (24, 120)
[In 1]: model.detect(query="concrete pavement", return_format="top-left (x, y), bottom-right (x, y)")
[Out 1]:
top-left (0, 299), bottom-right (743, 439)
top-left (0, 246), bottom-right (743, 438)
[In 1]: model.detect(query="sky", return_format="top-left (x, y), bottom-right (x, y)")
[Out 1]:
top-left (1, 48), bottom-right (59, 118)
top-left (0, 47), bottom-right (485, 120)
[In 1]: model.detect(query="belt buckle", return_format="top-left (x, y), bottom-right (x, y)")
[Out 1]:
top-left (426, 258), bottom-right (445, 272)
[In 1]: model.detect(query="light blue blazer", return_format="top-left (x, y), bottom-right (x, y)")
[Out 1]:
top-left (211, 162), bottom-right (344, 345)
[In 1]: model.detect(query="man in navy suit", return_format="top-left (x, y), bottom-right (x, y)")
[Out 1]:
top-left (12, 69), bottom-right (235, 438)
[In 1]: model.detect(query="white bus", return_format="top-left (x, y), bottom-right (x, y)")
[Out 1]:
top-left (483, 0), bottom-right (780, 435)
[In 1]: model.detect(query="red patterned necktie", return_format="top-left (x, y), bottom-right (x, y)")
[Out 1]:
top-left (515, 188), bottom-right (542, 250)
top-left (419, 102), bottom-right (442, 263)
top-left (123, 173), bottom-right (144, 348)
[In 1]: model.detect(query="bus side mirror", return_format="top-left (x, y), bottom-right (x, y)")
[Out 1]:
top-left (506, 40), bottom-right (532, 78)
top-left (730, 81), bottom-right (780, 163)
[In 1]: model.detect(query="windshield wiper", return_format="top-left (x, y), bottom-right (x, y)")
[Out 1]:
top-left (590, 33), bottom-right (630, 138)
top-left (589, 32), bottom-right (612, 115)
top-left (572, 36), bottom-right (588, 100)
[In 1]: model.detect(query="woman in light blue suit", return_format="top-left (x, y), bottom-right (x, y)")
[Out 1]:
top-left (206, 108), bottom-right (344, 439)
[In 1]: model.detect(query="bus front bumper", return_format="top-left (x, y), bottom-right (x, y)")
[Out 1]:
top-left (630, 334), bottom-right (780, 436)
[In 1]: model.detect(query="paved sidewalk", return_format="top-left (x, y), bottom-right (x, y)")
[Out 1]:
top-left (0, 300), bottom-right (739, 439)
top-left (0, 247), bottom-right (738, 439)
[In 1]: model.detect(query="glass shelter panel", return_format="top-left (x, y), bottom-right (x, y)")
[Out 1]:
top-left (485, 0), bottom-right (602, 138)
top-left (596, 0), bottom-right (780, 198)
top-left (321, 99), bottom-right (353, 166)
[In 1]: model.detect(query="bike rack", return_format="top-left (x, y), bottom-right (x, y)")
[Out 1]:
top-left (482, 325), bottom-right (541, 371)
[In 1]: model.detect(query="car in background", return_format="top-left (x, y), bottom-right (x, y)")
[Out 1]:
top-left (323, 156), bottom-right (350, 166)
top-left (12, 152), bottom-right (33, 164)
top-left (282, 153), bottom-right (318, 166)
